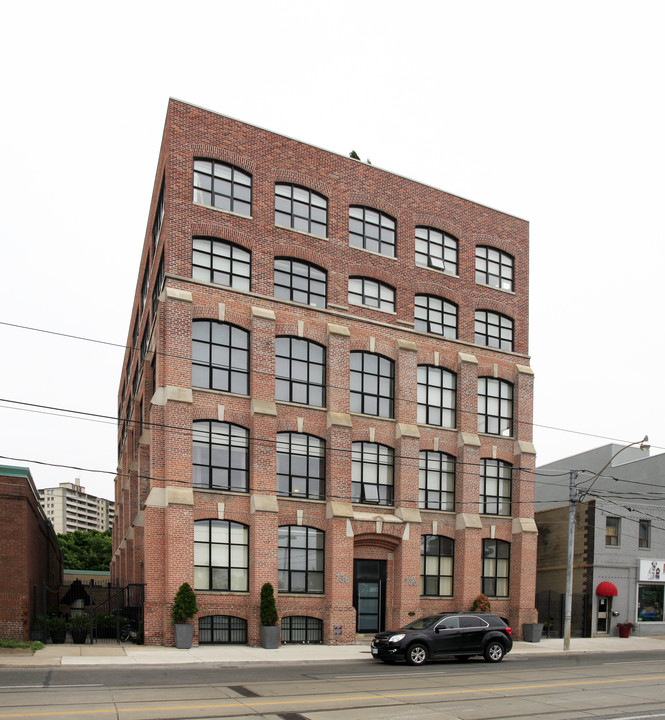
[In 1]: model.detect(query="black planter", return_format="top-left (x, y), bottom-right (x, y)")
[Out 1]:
top-left (72, 630), bottom-right (88, 644)
top-left (50, 630), bottom-right (66, 644)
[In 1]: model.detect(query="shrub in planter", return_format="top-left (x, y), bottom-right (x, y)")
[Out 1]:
top-left (70, 613), bottom-right (89, 644)
top-left (171, 582), bottom-right (198, 649)
top-left (47, 615), bottom-right (67, 644)
top-left (259, 582), bottom-right (280, 649)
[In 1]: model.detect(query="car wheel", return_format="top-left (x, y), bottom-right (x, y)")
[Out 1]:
top-left (483, 641), bottom-right (505, 663)
top-left (405, 643), bottom-right (428, 666)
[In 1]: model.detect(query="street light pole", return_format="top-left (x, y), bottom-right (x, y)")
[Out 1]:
top-left (562, 436), bottom-right (648, 651)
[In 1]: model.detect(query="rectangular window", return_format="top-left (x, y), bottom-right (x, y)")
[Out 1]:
top-left (639, 520), bottom-right (651, 549)
top-left (605, 517), bottom-right (620, 546)
top-left (638, 584), bottom-right (664, 622)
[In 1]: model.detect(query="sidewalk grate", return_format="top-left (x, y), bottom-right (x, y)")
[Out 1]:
top-left (229, 685), bottom-right (260, 697)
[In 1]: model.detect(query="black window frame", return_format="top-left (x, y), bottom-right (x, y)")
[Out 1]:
top-left (198, 615), bottom-right (247, 644)
top-left (475, 310), bottom-right (514, 351)
top-left (349, 205), bottom-right (396, 257)
top-left (419, 450), bottom-right (455, 511)
top-left (275, 336), bottom-right (326, 407)
top-left (192, 237), bottom-right (251, 291)
top-left (192, 320), bottom-right (249, 395)
top-left (350, 351), bottom-right (394, 418)
top-left (351, 441), bottom-right (394, 506)
top-left (475, 246), bottom-right (514, 291)
top-left (415, 226), bottom-right (458, 275)
top-left (414, 294), bottom-right (458, 338)
top-left (348, 276), bottom-right (395, 313)
top-left (417, 365), bottom-right (457, 428)
top-left (275, 183), bottom-right (328, 238)
top-left (479, 459), bottom-right (512, 516)
top-left (478, 377), bottom-right (514, 436)
top-left (274, 257), bottom-right (327, 308)
top-left (278, 525), bottom-right (325, 594)
top-left (421, 535), bottom-right (454, 597)
top-left (281, 616), bottom-right (323, 644)
top-left (193, 159), bottom-right (252, 216)
top-left (482, 538), bottom-right (510, 597)
top-left (194, 519), bottom-right (249, 592)
top-left (192, 420), bottom-right (249, 492)
top-left (276, 432), bottom-right (326, 500)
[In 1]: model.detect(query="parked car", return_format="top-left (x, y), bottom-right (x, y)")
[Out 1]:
top-left (371, 612), bottom-right (513, 665)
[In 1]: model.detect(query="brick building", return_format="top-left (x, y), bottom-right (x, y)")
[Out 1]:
top-left (0, 465), bottom-right (63, 641)
top-left (112, 99), bottom-right (537, 646)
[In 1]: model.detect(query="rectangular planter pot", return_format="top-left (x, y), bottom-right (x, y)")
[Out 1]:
top-left (174, 623), bottom-right (194, 649)
top-left (523, 623), bottom-right (544, 643)
top-left (259, 625), bottom-right (281, 649)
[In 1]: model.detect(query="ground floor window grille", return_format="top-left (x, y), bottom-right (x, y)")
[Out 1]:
top-left (198, 615), bottom-right (247, 644)
top-left (281, 616), bottom-right (323, 643)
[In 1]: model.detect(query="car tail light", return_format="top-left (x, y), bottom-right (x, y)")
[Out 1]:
top-left (505, 627), bottom-right (512, 636)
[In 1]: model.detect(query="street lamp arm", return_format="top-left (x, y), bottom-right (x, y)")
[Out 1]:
top-left (577, 435), bottom-right (648, 500)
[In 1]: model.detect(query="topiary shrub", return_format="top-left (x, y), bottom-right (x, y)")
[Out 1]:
top-left (470, 593), bottom-right (492, 612)
top-left (260, 582), bottom-right (279, 626)
top-left (171, 582), bottom-right (199, 624)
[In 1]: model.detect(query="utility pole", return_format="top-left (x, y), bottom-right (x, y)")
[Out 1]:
top-left (563, 470), bottom-right (578, 651)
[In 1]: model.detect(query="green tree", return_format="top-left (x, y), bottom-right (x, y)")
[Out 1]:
top-left (57, 529), bottom-right (112, 571)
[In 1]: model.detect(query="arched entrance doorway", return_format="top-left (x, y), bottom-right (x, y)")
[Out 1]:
top-left (353, 532), bottom-right (400, 634)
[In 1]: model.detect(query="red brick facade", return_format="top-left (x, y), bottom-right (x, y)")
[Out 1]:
top-left (112, 99), bottom-right (537, 645)
top-left (0, 466), bottom-right (63, 640)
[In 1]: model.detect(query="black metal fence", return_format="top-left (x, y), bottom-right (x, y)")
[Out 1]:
top-left (536, 590), bottom-right (590, 638)
top-left (35, 580), bottom-right (145, 645)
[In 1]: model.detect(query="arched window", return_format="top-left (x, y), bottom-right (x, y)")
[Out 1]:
top-left (198, 615), bottom-right (247, 644)
top-left (474, 310), bottom-right (514, 351)
top-left (278, 526), bottom-right (324, 594)
top-left (192, 238), bottom-right (251, 290)
top-left (193, 421), bottom-right (249, 492)
top-left (194, 520), bottom-right (249, 591)
top-left (414, 295), bottom-right (458, 338)
top-left (421, 535), bottom-right (454, 596)
top-left (475, 246), bottom-right (514, 291)
top-left (274, 258), bottom-right (327, 308)
top-left (275, 184), bottom-right (328, 237)
top-left (349, 206), bottom-right (396, 256)
top-left (415, 226), bottom-right (458, 275)
top-left (281, 616), bottom-right (323, 644)
top-left (192, 321), bottom-right (249, 395)
top-left (193, 159), bottom-right (251, 216)
top-left (348, 277), bottom-right (395, 313)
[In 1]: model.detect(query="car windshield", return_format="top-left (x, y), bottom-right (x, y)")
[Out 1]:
top-left (402, 615), bottom-right (443, 630)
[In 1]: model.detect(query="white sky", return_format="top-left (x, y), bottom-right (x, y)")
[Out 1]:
top-left (1, 1), bottom-right (663, 500)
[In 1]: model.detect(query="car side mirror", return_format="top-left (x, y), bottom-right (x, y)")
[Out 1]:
top-left (434, 627), bottom-right (440, 633)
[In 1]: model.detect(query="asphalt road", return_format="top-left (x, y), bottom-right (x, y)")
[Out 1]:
top-left (1, 651), bottom-right (665, 720)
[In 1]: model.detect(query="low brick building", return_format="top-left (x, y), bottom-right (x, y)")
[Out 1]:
top-left (112, 99), bottom-right (537, 646)
top-left (0, 465), bottom-right (62, 641)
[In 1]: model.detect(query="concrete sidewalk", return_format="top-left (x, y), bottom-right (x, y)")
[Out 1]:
top-left (2, 635), bottom-right (665, 667)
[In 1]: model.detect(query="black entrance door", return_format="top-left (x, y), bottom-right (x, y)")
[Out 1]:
top-left (353, 559), bottom-right (386, 633)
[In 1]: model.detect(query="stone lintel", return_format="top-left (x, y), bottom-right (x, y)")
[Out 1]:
top-left (164, 287), bottom-right (193, 303)
top-left (458, 352), bottom-right (478, 365)
top-left (151, 386), bottom-right (193, 406)
top-left (516, 364), bottom-right (535, 376)
top-left (513, 517), bottom-right (539, 534)
top-left (396, 423), bottom-right (420, 439)
top-left (167, 486), bottom-right (194, 506)
top-left (251, 494), bottom-right (279, 513)
top-left (251, 399), bottom-right (277, 416)
top-left (139, 430), bottom-right (152, 446)
top-left (327, 323), bottom-right (350, 337)
top-left (515, 439), bottom-right (537, 455)
top-left (353, 511), bottom-right (402, 523)
top-left (396, 338), bottom-right (418, 352)
top-left (251, 306), bottom-right (276, 321)
top-left (327, 412), bottom-right (352, 428)
top-left (134, 511), bottom-right (145, 527)
top-left (395, 507), bottom-right (422, 523)
top-left (326, 501), bottom-right (354, 519)
top-left (456, 513), bottom-right (483, 530)
top-left (458, 432), bottom-right (481, 448)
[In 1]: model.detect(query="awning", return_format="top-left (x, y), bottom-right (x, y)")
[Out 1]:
top-left (596, 581), bottom-right (618, 597)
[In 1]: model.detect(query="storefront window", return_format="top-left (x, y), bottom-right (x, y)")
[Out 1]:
top-left (638, 584), bottom-right (664, 622)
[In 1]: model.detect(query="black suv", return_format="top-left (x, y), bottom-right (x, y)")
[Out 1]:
top-left (371, 612), bottom-right (512, 666)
